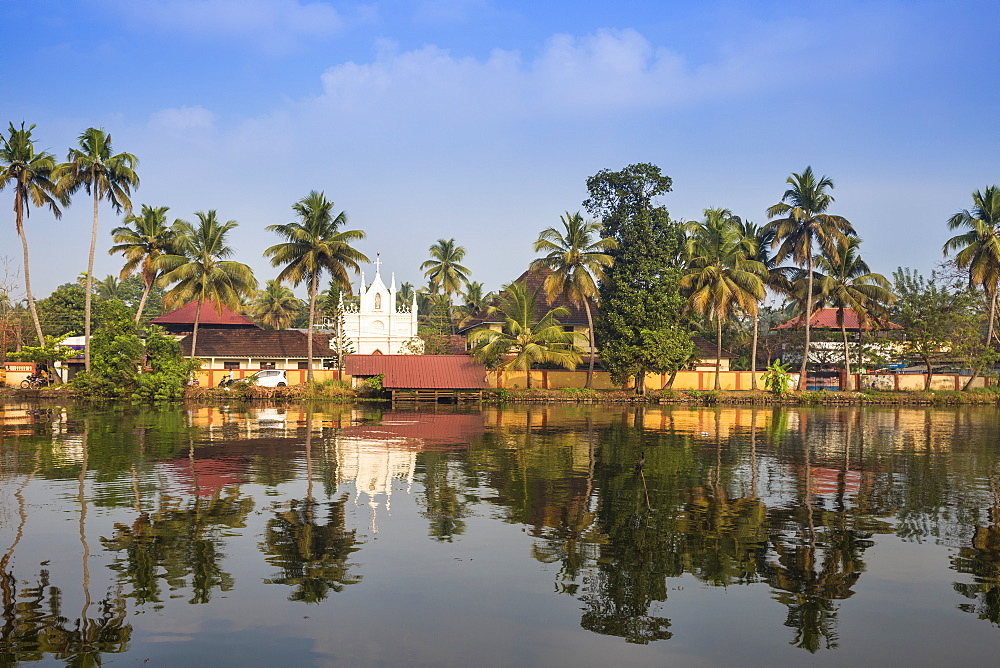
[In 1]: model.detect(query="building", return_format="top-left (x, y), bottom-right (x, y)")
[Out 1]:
top-left (345, 354), bottom-right (490, 402)
top-left (330, 257), bottom-right (420, 355)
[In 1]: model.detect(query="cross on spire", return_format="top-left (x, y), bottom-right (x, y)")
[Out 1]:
top-left (373, 252), bottom-right (382, 276)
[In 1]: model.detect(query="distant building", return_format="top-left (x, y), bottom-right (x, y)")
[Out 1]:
top-left (331, 257), bottom-right (420, 355)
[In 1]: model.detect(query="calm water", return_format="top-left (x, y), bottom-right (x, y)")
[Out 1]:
top-left (1, 401), bottom-right (1000, 665)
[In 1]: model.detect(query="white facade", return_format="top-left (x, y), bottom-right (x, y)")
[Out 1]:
top-left (337, 259), bottom-right (420, 355)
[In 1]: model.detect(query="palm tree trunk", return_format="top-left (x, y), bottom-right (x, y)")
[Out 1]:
top-left (963, 285), bottom-right (997, 390)
top-left (800, 254), bottom-right (814, 391)
top-left (751, 308), bottom-right (760, 391)
top-left (841, 322), bottom-right (853, 391)
top-left (715, 318), bottom-right (723, 391)
top-left (84, 181), bottom-right (99, 372)
top-left (583, 297), bottom-right (596, 388)
top-left (14, 196), bottom-right (45, 346)
top-left (191, 299), bottom-right (203, 359)
top-left (307, 272), bottom-right (317, 383)
top-left (135, 280), bottom-right (152, 326)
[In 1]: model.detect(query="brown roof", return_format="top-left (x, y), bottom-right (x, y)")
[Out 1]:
top-left (775, 307), bottom-right (901, 331)
top-left (153, 301), bottom-right (260, 328)
top-left (457, 268), bottom-right (591, 334)
top-left (181, 329), bottom-right (336, 358)
top-left (692, 336), bottom-right (737, 360)
top-left (345, 354), bottom-right (490, 389)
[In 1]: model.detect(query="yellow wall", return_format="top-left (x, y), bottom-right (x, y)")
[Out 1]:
top-left (194, 367), bottom-right (343, 387)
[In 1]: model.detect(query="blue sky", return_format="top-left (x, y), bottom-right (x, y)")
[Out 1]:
top-left (3, 0), bottom-right (999, 301)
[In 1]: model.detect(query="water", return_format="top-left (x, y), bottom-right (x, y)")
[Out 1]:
top-left (2, 401), bottom-right (1000, 665)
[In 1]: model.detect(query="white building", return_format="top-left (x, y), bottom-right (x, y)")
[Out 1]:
top-left (336, 257), bottom-right (420, 355)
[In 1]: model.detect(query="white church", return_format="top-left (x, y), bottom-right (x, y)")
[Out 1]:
top-left (331, 256), bottom-right (421, 355)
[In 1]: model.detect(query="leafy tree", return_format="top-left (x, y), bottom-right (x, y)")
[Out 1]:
top-left (36, 281), bottom-right (87, 336)
top-left (8, 331), bottom-right (79, 382)
top-left (109, 204), bottom-right (179, 324)
top-left (531, 211), bottom-right (616, 388)
top-left (157, 210), bottom-right (258, 358)
top-left (265, 191), bottom-right (367, 382)
top-left (56, 127), bottom-right (139, 371)
top-left (468, 280), bottom-right (582, 388)
top-left (249, 279), bottom-right (304, 330)
top-left (0, 122), bottom-right (67, 345)
top-left (585, 163), bottom-right (693, 394)
top-left (71, 299), bottom-right (144, 398)
top-left (766, 167), bottom-right (856, 389)
top-left (93, 274), bottom-right (121, 301)
top-left (134, 326), bottom-right (197, 401)
top-left (421, 238), bottom-right (470, 332)
top-left (681, 208), bottom-right (766, 390)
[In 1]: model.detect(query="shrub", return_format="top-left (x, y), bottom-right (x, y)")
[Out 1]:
top-left (761, 359), bottom-right (793, 397)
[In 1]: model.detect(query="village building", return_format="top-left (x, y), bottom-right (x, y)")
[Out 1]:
top-left (329, 257), bottom-right (420, 355)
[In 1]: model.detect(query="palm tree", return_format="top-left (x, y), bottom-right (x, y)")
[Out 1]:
top-left (530, 211), bottom-right (616, 388)
top-left (681, 208), bottom-right (766, 390)
top-left (810, 237), bottom-right (894, 391)
top-left (250, 280), bottom-right (304, 330)
top-left (56, 127), bottom-right (139, 371)
top-left (421, 238), bottom-right (470, 333)
top-left (943, 186), bottom-right (1000, 387)
top-left (766, 167), bottom-right (856, 390)
top-left (468, 280), bottom-right (582, 389)
top-left (93, 275), bottom-right (121, 301)
top-left (110, 204), bottom-right (179, 325)
top-left (0, 122), bottom-right (66, 345)
top-left (265, 191), bottom-right (368, 381)
top-left (156, 210), bottom-right (257, 358)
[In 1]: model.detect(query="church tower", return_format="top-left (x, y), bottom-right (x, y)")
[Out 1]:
top-left (337, 254), bottom-right (420, 354)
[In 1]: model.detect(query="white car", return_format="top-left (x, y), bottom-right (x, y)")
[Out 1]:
top-left (245, 369), bottom-right (288, 387)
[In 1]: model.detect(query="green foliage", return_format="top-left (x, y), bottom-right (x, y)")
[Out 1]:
top-left (559, 386), bottom-right (597, 399)
top-left (37, 282), bottom-right (87, 336)
top-left (761, 358), bottom-right (793, 396)
top-left (9, 331), bottom-right (79, 379)
top-left (133, 327), bottom-right (198, 401)
top-left (493, 388), bottom-right (511, 402)
top-left (362, 373), bottom-right (384, 391)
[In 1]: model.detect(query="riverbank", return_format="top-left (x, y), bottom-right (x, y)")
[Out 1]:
top-left (4, 384), bottom-right (1000, 406)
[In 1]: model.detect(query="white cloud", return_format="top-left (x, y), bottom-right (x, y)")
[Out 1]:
top-left (149, 105), bottom-right (216, 133)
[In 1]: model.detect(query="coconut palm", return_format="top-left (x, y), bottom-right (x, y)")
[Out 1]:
top-left (156, 210), bottom-right (257, 358)
top-left (93, 275), bottom-right (122, 301)
top-left (265, 191), bottom-right (368, 381)
top-left (0, 122), bottom-right (67, 345)
top-left (109, 204), bottom-right (179, 325)
top-left (530, 211), bottom-right (616, 388)
top-left (943, 186), bottom-right (1000, 387)
top-left (809, 237), bottom-right (894, 391)
top-left (421, 238), bottom-right (470, 332)
top-left (250, 280), bottom-right (304, 330)
top-left (56, 127), bottom-right (139, 371)
top-left (766, 167), bottom-right (856, 390)
top-left (682, 208), bottom-right (767, 390)
top-left (468, 280), bottom-right (582, 389)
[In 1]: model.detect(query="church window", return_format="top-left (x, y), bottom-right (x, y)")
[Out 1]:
top-left (375, 293), bottom-right (382, 310)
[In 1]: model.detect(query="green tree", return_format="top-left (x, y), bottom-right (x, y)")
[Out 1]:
top-left (0, 122), bottom-right (67, 345)
top-left (421, 238), bottom-right (470, 333)
top-left (943, 186), bottom-right (1000, 388)
top-left (585, 163), bottom-right (693, 394)
top-left (810, 237), bottom-right (894, 390)
top-left (531, 211), bottom-right (617, 388)
top-left (264, 190), bottom-right (368, 382)
top-left (71, 299), bottom-right (144, 398)
top-left (93, 274), bottom-right (121, 301)
top-left (109, 204), bottom-right (179, 325)
top-left (157, 210), bottom-right (258, 359)
top-left (766, 167), bottom-right (856, 390)
top-left (682, 208), bottom-right (766, 390)
top-left (56, 127), bottom-right (139, 371)
top-left (36, 281), bottom-right (87, 337)
top-left (249, 280), bottom-right (304, 330)
top-left (468, 280), bottom-right (582, 388)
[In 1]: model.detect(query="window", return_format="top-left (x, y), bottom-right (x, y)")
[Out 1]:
top-left (297, 361), bottom-right (309, 369)
top-left (374, 293), bottom-right (382, 310)
top-left (223, 361), bottom-right (240, 370)
top-left (259, 361), bottom-right (276, 370)
top-left (563, 325), bottom-right (575, 332)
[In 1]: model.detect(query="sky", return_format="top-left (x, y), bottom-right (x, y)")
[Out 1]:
top-left (2, 0), bottom-right (999, 303)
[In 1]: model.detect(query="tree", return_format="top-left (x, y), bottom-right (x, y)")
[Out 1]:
top-left (766, 167), bottom-right (856, 390)
top-left (738, 220), bottom-right (792, 389)
top-left (531, 211), bottom-right (616, 388)
top-left (265, 191), bottom-right (367, 382)
top-left (810, 237), bottom-right (894, 390)
top-left (0, 122), bottom-right (67, 346)
top-left (56, 127), bottom-right (139, 371)
top-left (943, 186), bottom-right (1000, 388)
top-left (110, 204), bottom-right (179, 325)
top-left (468, 280), bottom-right (582, 388)
top-left (420, 238), bottom-right (470, 333)
top-left (585, 163), bottom-right (693, 394)
top-left (249, 280), bottom-right (304, 330)
top-left (157, 210), bottom-right (258, 359)
top-left (681, 208), bottom-right (766, 390)
top-left (36, 282), bottom-right (87, 337)
top-left (70, 299), bottom-right (144, 398)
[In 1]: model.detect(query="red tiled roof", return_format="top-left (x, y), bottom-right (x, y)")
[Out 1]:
top-left (181, 329), bottom-right (336, 358)
top-left (345, 354), bottom-right (490, 389)
top-left (775, 307), bottom-right (901, 331)
top-left (458, 268), bottom-right (591, 334)
top-left (152, 301), bottom-right (260, 328)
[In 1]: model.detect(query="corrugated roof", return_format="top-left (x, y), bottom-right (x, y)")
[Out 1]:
top-left (775, 307), bottom-right (901, 331)
top-left (152, 301), bottom-right (260, 328)
top-left (458, 268), bottom-right (591, 334)
top-left (345, 355), bottom-right (490, 389)
top-left (181, 329), bottom-right (336, 358)
top-left (342, 411), bottom-right (485, 446)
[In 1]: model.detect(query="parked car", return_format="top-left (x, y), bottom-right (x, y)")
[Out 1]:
top-left (244, 369), bottom-right (288, 387)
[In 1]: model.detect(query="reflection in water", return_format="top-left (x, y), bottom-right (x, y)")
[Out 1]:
top-left (2, 403), bottom-right (1000, 663)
